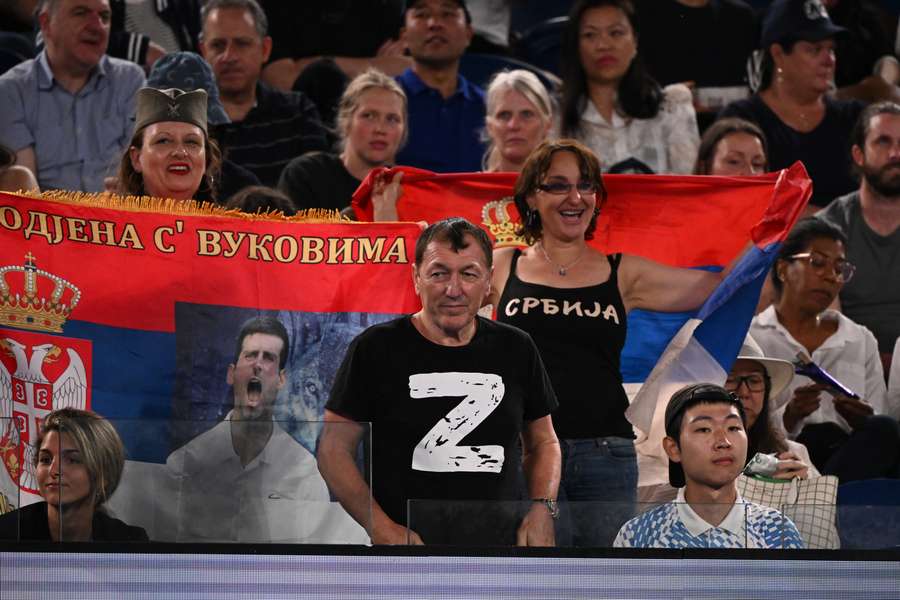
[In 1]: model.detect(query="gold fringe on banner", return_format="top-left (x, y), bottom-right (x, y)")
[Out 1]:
top-left (4, 189), bottom-right (347, 223)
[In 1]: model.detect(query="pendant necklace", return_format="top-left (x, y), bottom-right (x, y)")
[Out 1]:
top-left (538, 242), bottom-right (586, 276)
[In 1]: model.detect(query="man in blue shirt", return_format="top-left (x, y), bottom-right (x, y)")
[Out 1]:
top-left (0, 0), bottom-right (145, 192)
top-left (615, 384), bottom-right (804, 549)
top-left (395, 0), bottom-right (486, 173)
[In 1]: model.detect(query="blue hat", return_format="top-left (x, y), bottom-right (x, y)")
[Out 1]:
top-left (147, 51), bottom-right (230, 126)
top-left (761, 0), bottom-right (846, 48)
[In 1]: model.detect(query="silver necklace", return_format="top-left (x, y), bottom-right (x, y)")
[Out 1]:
top-left (538, 242), bottom-right (586, 276)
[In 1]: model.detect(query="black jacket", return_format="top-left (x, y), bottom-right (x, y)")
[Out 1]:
top-left (0, 501), bottom-right (149, 542)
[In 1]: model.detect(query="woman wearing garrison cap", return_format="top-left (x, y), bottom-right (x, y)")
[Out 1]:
top-left (117, 87), bottom-right (222, 201)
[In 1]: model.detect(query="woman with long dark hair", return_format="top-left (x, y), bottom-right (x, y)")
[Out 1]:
top-left (558, 0), bottom-right (699, 174)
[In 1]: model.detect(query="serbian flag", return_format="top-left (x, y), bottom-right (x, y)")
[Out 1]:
top-left (623, 166), bottom-right (812, 487)
top-left (353, 163), bottom-right (812, 393)
top-left (0, 191), bottom-right (420, 541)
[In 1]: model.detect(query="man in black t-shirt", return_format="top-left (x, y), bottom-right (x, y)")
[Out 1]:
top-left (320, 218), bottom-right (560, 546)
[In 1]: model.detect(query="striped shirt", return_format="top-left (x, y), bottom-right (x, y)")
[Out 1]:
top-left (215, 83), bottom-right (329, 187)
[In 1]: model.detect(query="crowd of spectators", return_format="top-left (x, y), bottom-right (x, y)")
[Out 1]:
top-left (1, 0), bottom-right (900, 548)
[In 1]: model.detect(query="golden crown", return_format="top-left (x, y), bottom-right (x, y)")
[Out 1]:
top-left (0, 253), bottom-right (81, 333)
top-left (481, 197), bottom-right (526, 248)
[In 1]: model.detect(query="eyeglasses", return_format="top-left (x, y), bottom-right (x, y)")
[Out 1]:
top-left (787, 251), bottom-right (856, 282)
top-left (537, 181), bottom-right (597, 196)
top-left (724, 374), bottom-right (767, 393)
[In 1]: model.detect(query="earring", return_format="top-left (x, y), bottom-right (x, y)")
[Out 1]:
top-left (525, 208), bottom-right (540, 230)
top-left (775, 66), bottom-right (785, 85)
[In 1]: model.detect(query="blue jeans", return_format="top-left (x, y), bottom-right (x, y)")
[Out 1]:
top-left (556, 437), bottom-right (638, 547)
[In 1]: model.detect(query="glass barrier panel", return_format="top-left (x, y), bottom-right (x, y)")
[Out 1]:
top-left (1, 415), bottom-right (372, 544)
top-left (107, 418), bottom-right (371, 544)
top-left (407, 500), bottom-right (812, 548)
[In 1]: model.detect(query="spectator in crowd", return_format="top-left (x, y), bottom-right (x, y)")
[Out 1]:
top-left (107, 0), bottom-right (202, 71)
top-left (144, 51), bottom-right (260, 203)
top-left (117, 87), bottom-right (220, 201)
top-left (279, 69), bottom-right (407, 213)
top-left (225, 185), bottom-right (296, 215)
top-left (394, 0), bottom-right (487, 173)
top-left (634, 0), bottom-right (758, 131)
top-left (693, 117), bottom-right (768, 176)
top-left (719, 0), bottom-right (864, 210)
top-left (0, 0), bottom-right (145, 193)
top-left (483, 69), bottom-right (554, 172)
top-left (321, 218), bottom-right (560, 546)
top-left (614, 384), bottom-right (804, 548)
top-left (0, 144), bottom-right (39, 192)
top-left (166, 316), bottom-right (329, 542)
top-left (817, 102), bottom-right (900, 364)
top-left (0, 408), bottom-right (149, 542)
top-left (637, 335), bottom-right (817, 505)
top-left (199, 0), bottom-right (329, 187)
top-left (489, 139), bottom-right (747, 546)
top-left (726, 336), bottom-right (818, 478)
top-left (558, 0), bottom-right (700, 174)
top-left (751, 217), bottom-right (900, 480)
top-left (259, 0), bottom-right (409, 91)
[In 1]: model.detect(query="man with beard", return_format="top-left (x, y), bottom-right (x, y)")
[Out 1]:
top-left (394, 0), bottom-right (486, 172)
top-left (0, 0), bottom-right (144, 192)
top-left (165, 317), bottom-right (329, 542)
top-left (199, 0), bottom-right (328, 186)
top-left (819, 102), bottom-right (900, 366)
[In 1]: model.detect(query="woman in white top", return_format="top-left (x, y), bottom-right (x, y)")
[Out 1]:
top-left (750, 217), bottom-right (900, 480)
top-left (557, 0), bottom-right (699, 174)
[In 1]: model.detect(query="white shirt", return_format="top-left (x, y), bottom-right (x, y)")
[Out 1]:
top-left (574, 84), bottom-right (700, 174)
top-left (751, 306), bottom-right (888, 437)
top-left (165, 412), bottom-right (330, 543)
top-left (888, 336), bottom-right (900, 421)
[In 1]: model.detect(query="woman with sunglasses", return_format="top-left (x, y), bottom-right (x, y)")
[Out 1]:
top-left (750, 217), bottom-right (900, 481)
top-left (488, 139), bottom-right (745, 546)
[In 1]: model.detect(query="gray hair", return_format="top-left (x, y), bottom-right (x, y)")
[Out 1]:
top-left (335, 68), bottom-right (409, 152)
top-left (482, 69), bottom-right (554, 171)
top-left (201, 0), bottom-right (268, 39)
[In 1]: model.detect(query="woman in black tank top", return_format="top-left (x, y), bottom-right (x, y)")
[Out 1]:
top-left (489, 139), bottom-right (745, 546)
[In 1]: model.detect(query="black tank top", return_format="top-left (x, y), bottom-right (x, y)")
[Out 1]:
top-left (497, 249), bottom-right (633, 439)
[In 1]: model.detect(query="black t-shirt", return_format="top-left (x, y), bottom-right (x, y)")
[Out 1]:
top-left (261, 0), bottom-right (404, 63)
top-left (497, 251), bottom-right (633, 440)
top-left (636, 0), bottom-right (757, 88)
top-left (719, 95), bottom-right (864, 207)
top-left (278, 151), bottom-right (360, 212)
top-left (327, 316), bottom-right (557, 543)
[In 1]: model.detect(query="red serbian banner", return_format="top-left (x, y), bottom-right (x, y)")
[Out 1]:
top-left (0, 191), bottom-right (421, 508)
top-left (352, 163), bottom-right (812, 268)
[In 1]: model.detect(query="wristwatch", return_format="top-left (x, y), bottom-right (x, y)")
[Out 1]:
top-left (532, 498), bottom-right (559, 520)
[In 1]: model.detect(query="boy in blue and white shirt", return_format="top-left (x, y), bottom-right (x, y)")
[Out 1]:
top-left (615, 384), bottom-right (804, 549)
